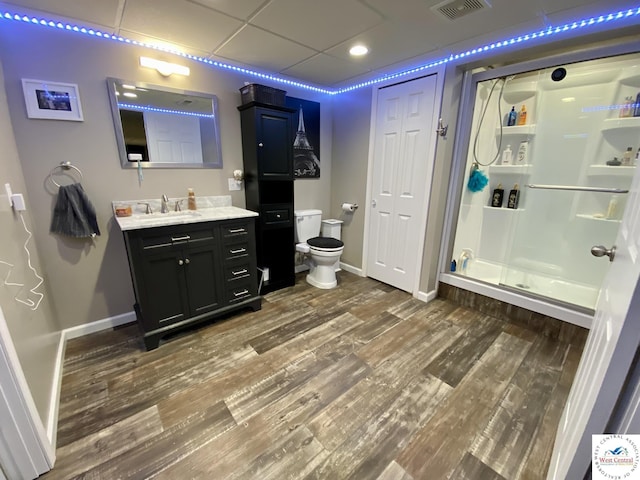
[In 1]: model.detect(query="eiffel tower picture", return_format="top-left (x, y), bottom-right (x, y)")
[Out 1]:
top-left (289, 99), bottom-right (320, 178)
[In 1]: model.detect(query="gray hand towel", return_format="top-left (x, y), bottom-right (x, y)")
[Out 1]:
top-left (50, 183), bottom-right (100, 238)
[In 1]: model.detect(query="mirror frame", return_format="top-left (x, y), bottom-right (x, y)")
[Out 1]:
top-left (107, 77), bottom-right (223, 169)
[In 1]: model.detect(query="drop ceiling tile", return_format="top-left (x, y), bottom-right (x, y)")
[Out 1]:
top-left (187, 0), bottom-right (267, 20)
top-left (281, 53), bottom-right (372, 86)
top-left (326, 22), bottom-right (438, 71)
top-left (4, 0), bottom-right (122, 28)
top-left (216, 25), bottom-right (316, 71)
top-left (121, 0), bottom-right (243, 53)
top-left (251, 0), bottom-right (383, 51)
top-left (118, 29), bottom-right (211, 58)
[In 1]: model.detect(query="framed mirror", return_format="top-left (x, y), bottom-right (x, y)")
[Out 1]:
top-left (107, 78), bottom-right (222, 169)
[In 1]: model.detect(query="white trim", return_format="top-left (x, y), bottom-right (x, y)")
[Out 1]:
top-left (439, 273), bottom-right (593, 329)
top-left (339, 262), bottom-right (363, 277)
top-left (63, 311), bottom-right (135, 340)
top-left (415, 289), bottom-right (437, 303)
top-left (0, 306), bottom-right (54, 478)
top-left (46, 334), bottom-right (65, 446)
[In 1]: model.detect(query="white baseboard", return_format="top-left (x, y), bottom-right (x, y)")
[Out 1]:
top-left (64, 311), bottom-right (136, 340)
top-left (47, 311), bottom-right (136, 449)
top-left (415, 289), bottom-right (437, 303)
top-left (46, 333), bottom-right (65, 447)
top-left (340, 262), bottom-right (363, 276)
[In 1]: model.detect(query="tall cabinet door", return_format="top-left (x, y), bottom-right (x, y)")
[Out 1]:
top-left (256, 107), bottom-right (294, 180)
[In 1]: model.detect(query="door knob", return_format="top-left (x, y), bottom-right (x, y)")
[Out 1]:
top-left (178, 259), bottom-right (184, 266)
top-left (591, 245), bottom-right (616, 262)
top-left (372, 199), bottom-right (377, 207)
top-left (184, 258), bottom-right (190, 264)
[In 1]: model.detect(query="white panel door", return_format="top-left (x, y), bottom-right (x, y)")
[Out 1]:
top-left (367, 75), bottom-right (438, 292)
top-left (144, 111), bottom-right (203, 163)
top-left (548, 164), bottom-right (640, 478)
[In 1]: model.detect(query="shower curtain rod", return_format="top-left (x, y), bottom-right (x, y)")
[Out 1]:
top-left (526, 184), bottom-right (629, 194)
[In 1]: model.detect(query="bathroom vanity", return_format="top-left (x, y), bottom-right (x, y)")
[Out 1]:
top-left (114, 199), bottom-right (261, 350)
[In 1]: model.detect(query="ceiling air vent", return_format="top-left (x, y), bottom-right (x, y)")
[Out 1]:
top-left (432, 0), bottom-right (491, 21)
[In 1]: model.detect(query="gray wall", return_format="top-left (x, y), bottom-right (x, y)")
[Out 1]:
top-left (0, 21), bottom-right (332, 332)
top-left (330, 88), bottom-right (371, 269)
top-left (0, 59), bottom-right (60, 426)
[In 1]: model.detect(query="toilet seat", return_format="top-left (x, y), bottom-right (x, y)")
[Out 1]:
top-left (307, 236), bottom-right (344, 252)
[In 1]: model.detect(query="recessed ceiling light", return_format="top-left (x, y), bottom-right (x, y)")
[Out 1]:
top-left (349, 45), bottom-right (369, 56)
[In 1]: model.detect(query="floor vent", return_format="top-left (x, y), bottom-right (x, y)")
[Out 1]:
top-left (432, 0), bottom-right (491, 20)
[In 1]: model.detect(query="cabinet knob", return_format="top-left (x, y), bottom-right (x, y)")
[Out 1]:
top-left (184, 258), bottom-right (190, 264)
top-left (178, 259), bottom-right (184, 266)
top-left (258, 142), bottom-right (264, 147)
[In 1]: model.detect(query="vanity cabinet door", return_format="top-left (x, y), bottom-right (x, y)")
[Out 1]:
top-left (183, 241), bottom-right (223, 317)
top-left (137, 245), bottom-right (189, 329)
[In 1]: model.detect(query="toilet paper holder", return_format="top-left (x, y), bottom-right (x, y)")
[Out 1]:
top-left (341, 203), bottom-right (359, 212)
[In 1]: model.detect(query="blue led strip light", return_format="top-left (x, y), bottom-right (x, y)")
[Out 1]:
top-left (1, 7), bottom-right (638, 95)
top-left (118, 103), bottom-right (215, 118)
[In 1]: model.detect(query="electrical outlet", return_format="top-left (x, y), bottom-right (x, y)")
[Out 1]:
top-left (11, 193), bottom-right (26, 211)
top-left (228, 178), bottom-right (241, 191)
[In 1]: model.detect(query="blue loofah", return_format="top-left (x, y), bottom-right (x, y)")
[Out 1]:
top-left (467, 164), bottom-right (489, 192)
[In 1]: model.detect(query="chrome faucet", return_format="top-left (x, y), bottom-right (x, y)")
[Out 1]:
top-left (161, 194), bottom-right (170, 213)
top-left (137, 202), bottom-right (152, 214)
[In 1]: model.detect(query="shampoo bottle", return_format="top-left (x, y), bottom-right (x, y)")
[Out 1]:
top-left (507, 106), bottom-right (517, 126)
top-left (502, 145), bottom-right (513, 165)
top-left (187, 188), bottom-right (197, 210)
top-left (517, 105), bottom-right (527, 125)
top-left (622, 147), bottom-right (633, 166)
top-left (491, 184), bottom-right (504, 207)
top-left (516, 141), bottom-right (528, 165)
top-left (507, 184), bottom-right (520, 209)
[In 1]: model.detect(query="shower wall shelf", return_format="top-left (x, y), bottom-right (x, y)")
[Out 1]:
top-left (495, 124), bottom-right (536, 136)
top-left (587, 165), bottom-right (636, 176)
top-left (575, 214), bottom-right (621, 223)
top-left (502, 81), bottom-right (537, 104)
top-left (602, 117), bottom-right (640, 131)
top-left (489, 164), bottom-right (532, 173)
top-left (483, 206), bottom-right (525, 212)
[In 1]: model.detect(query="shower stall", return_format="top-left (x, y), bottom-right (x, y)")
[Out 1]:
top-left (440, 46), bottom-right (640, 328)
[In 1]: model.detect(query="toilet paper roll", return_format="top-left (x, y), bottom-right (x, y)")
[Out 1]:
top-left (342, 203), bottom-right (357, 213)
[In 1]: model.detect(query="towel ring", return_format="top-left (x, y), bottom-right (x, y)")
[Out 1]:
top-left (48, 161), bottom-right (83, 188)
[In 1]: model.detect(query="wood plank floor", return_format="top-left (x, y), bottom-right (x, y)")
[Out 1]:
top-left (45, 272), bottom-right (585, 479)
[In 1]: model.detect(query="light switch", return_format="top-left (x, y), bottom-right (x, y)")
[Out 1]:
top-left (228, 178), bottom-right (241, 191)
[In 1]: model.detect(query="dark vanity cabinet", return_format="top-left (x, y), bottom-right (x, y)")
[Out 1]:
top-left (238, 102), bottom-right (295, 293)
top-left (123, 218), bottom-right (261, 350)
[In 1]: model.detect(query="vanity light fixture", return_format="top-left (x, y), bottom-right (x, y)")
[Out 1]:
top-left (349, 45), bottom-right (369, 56)
top-left (122, 92), bottom-right (137, 98)
top-left (139, 56), bottom-right (190, 77)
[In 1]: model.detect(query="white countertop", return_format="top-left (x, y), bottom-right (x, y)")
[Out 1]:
top-left (114, 206), bottom-right (258, 231)
top-left (113, 195), bottom-right (258, 230)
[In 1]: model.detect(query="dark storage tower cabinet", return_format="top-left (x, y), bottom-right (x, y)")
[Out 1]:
top-left (238, 101), bottom-right (295, 293)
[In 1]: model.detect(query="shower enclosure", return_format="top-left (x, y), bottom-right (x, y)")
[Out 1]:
top-left (442, 48), bottom-right (640, 325)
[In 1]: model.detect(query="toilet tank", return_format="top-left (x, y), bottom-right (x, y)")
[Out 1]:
top-left (294, 209), bottom-right (322, 243)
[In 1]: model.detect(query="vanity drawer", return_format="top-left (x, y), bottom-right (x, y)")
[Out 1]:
top-left (223, 260), bottom-right (253, 282)
top-left (222, 241), bottom-right (250, 261)
top-left (261, 204), bottom-right (292, 228)
top-left (226, 280), bottom-right (255, 304)
top-left (221, 221), bottom-right (252, 244)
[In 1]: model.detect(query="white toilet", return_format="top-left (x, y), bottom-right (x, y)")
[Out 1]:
top-left (294, 209), bottom-right (344, 289)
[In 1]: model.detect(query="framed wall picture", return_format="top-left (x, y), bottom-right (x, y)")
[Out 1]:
top-left (21, 79), bottom-right (84, 121)
top-left (285, 96), bottom-right (320, 178)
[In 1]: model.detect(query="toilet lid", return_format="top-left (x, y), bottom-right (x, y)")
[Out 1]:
top-left (308, 236), bottom-right (344, 249)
